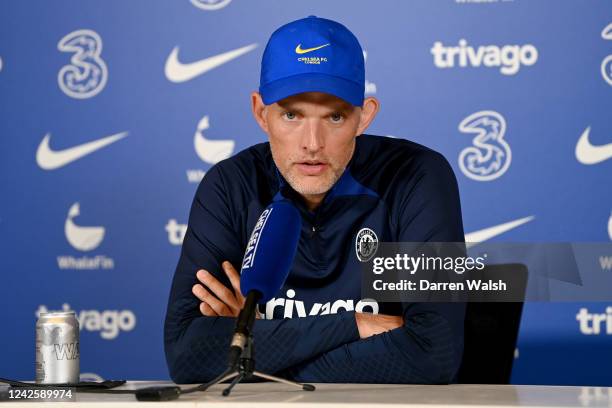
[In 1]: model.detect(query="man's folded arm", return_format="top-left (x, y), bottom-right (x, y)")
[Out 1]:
top-left (285, 302), bottom-right (465, 383)
top-left (165, 286), bottom-right (359, 384)
top-left (163, 165), bottom-right (360, 384)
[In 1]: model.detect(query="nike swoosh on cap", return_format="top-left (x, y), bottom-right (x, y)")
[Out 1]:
top-left (165, 43), bottom-right (258, 83)
top-left (465, 216), bottom-right (535, 247)
top-left (295, 43), bottom-right (330, 54)
top-left (36, 132), bottom-right (128, 170)
top-left (575, 127), bottom-right (612, 165)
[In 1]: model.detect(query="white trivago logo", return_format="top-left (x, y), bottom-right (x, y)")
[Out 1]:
top-left (166, 219), bottom-right (187, 246)
top-left (575, 127), bottom-right (612, 165)
top-left (601, 23), bottom-right (612, 86)
top-left (65, 203), bottom-right (105, 251)
top-left (190, 0), bottom-right (232, 10)
top-left (36, 304), bottom-right (136, 340)
top-left (36, 132), bottom-right (128, 170)
top-left (186, 115), bottom-right (236, 183)
top-left (576, 307), bottom-right (612, 335)
top-left (59, 203), bottom-right (114, 270)
top-left (57, 29), bottom-right (108, 99)
top-left (262, 289), bottom-right (379, 320)
top-left (458, 110), bottom-right (511, 181)
top-left (431, 39), bottom-right (538, 75)
top-left (165, 44), bottom-right (257, 83)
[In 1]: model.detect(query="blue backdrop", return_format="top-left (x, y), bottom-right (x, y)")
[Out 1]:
top-left (1, 0), bottom-right (611, 386)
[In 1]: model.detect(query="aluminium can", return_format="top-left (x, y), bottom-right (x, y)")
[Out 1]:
top-left (35, 311), bottom-right (80, 384)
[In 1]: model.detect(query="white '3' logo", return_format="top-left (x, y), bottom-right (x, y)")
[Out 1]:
top-left (194, 115), bottom-right (235, 164)
top-left (458, 110), bottom-right (511, 181)
top-left (601, 23), bottom-right (612, 86)
top-left (65, 202), bottom-right (105, 251)
top-left (58, 29), bottom-right (108, 99)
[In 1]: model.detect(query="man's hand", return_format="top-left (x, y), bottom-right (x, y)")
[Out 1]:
top-left (192, 261), bottom-right (259, 318)
top-left (355, 312), bottom-right (403, 339)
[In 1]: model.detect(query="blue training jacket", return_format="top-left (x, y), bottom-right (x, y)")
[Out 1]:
top-left (164, 134), bottom-right (466, 384)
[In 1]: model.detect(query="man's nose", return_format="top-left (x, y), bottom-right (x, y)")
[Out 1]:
top-left (301, 119), bottom-right (325, 153)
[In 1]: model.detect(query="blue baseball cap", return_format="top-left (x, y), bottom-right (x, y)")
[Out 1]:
top-left (259, 16), bottom-right (365, 107)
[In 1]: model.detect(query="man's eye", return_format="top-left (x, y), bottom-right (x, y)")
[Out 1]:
top-left (330, 113), bottom-right (344, 123)
top-left (283, 112), bottom-right (297, 120)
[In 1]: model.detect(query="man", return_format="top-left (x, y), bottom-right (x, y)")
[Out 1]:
top-left (164, 16), bottom-right (465, 384)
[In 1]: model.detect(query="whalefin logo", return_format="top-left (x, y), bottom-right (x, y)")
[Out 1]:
top-left (295, 43), bottom-right (330, 54)
top-left (575, 127), bottom-right (612, 165)
top-left (36, 132), bottom-right (128, 170)
top-left (242, 208), bottom-right (273, 270)
top-left (65, 203), bottom-right (105, 251)
top-left (194, 115), bottom-right (235, 164)
top-left (458, 110), bottom-right (511, 181)
top-left (465, 216), bottom-right (534, 248)
top-left (165, 44), bottom-right (257, 83)
top-left (190, 0), bottom-right (232, 10)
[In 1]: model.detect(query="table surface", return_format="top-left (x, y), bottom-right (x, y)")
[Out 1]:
top-left (2, 381), bottom-right (612, 407)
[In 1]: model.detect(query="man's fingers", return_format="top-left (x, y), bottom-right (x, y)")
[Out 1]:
top-left (192, 282), bottom-right (233, 316)
top-left (222, 261), bottom-right (243, 300)
top-left (199, 302), bottom-right (217, 317)
top-left (195, 269), bottom-right (241, 313)
top-left (192, 283), bottom-right (207, 301)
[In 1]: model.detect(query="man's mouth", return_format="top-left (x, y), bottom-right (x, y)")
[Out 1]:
top-left (295, 161), bottom-right (329, 176)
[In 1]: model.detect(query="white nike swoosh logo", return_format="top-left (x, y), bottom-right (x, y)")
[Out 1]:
top-left (575, 127), bottom-right (612, 165)
top-left (465, 216), bottom-right (534, 247)
top-left (165, 43), bottom-right (258, 83)
top-left (36, 132), bottom-right (128, 170)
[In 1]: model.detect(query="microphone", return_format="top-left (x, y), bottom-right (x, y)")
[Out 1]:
top-left (227, 200), bottom-right (301, 368)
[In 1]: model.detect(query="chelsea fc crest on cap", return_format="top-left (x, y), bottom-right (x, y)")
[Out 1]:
top-left (355, 227), bottom-right (378, 262)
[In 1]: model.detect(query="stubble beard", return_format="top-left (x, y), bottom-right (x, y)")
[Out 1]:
top-left (272, 144), bottom-right (355, 196)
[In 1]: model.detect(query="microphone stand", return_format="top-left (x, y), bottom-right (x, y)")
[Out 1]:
top-left (198, 335), bottom-right (315, 397)
top-left (192, 294), bottom-right (315, 397)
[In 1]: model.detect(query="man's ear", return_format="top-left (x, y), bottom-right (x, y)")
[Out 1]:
top-left (251, 91), bottom-right (269, 133)
top-left (356, 96), bottom-right (380, 136)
